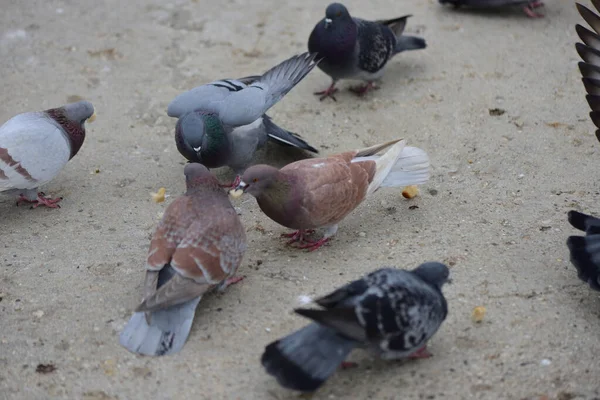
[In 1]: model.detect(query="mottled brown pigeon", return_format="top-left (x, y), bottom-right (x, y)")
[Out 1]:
top-left (230, 138), bottom-right (429, 251)
top-left (438, 0), bottom-right (544, 18)
top-left (120, 163), bottom-right (247, 356)
top-left (576, 0), bottom-right (600, 142)
top-left (0, 101), bottom-right (96, 208)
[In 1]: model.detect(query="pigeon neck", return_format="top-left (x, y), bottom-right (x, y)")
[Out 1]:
top-left (46, 107), bottom-right (85, 159)
top-left (186, 175), bottom-right (221, 193)
top-left (201, 116), bottom-right (231, 167)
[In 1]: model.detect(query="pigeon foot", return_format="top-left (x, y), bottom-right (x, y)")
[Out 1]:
top-left (314, 83), bottom-right (338, 101)
top-left (523, 2), bottom-right (544, 18)
top-left (409, 345), bottom-right (433, 359)
top-left (340, 361), bottom-right (358, 369)
top-left (349, 82), bottom-right (377, 97)
top-left (17, 192), bottom-right (62, 209)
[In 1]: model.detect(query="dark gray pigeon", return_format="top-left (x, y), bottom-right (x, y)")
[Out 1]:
top-left (438, 0), bottom-right (544, 18)
top-left (566, 211), bottom-right (600, 291)
top-left (261, 262), bottom-right (450, 392)
top-left (168, 53), bottom-right (319, 182)
top-left (576, 0), bottom-right (600, 142)
top-left (308, 3), bottom-right (426, 100)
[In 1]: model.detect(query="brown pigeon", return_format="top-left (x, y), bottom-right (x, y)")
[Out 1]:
top-left (576, 0), bottom-right (600, 142)
top-left (230, 138), bottom-right (429, 251)
top-left (0, 101), bottom-right (96, 208)
top-left (120, 163), bottom-right (247, 356)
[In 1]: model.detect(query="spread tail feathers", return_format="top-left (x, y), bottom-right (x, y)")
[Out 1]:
top-left (354, 140), bottom-right (430, 195)
top-left (261, 323), bottom-right (356, 392)
top-left (119, 297), bottom-right (202, 356)
top-left (263, 115), bottom-right (318, 153)
top-left (395, 36), bottom-right (427, 53)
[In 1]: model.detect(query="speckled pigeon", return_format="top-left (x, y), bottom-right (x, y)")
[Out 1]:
top-left (438, 0), bottom-right (544, 18)
top-left (576, 0), bottom-right (600, 142)
top-left (119, 163), bottom-right (247, 356)
top-left (566, 211), bottom-right (600, 291)
top-left (230, 138), bottom-right (429, 251)
top-left (261, 262), bottom-right (450, 392)
top-left (307, 3), bottom-right (426, 100)
top-left (0, 101), bottom-right (95, 208)
top-left (167, 53), bottom-right (319, 180)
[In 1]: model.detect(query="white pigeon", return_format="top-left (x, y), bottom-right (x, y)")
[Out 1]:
top-left (0, 101), bottom-right (96, 208)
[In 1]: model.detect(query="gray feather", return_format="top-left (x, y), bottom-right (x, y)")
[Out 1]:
top-left (119, 297), bottom-right (202, 356)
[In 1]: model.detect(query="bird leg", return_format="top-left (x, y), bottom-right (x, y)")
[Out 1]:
top-left (297, 237), bottom-right (330, 252)
top-left (349, 82), bottom-right (377, 97)
top-left (16, 192), bottom-right (62, 209)
top-left (409, 345), bottom-right (433, 359)
top-left (281, 229), bottom-right (315, 241)
top-left (218, 275), bottom-right (245, 292)
top-left (314, 82), bottom-right (338, 101)
top-left (523, 2), bottom-right (544, 18)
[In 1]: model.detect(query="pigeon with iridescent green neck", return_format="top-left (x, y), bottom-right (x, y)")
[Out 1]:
top-left (168, 53), bottom-right (320, 181)
top-left (0, 101), bottom-right (96, 208)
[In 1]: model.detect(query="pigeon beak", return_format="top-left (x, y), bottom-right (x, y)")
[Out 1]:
top-left (88, 111), bottom-right (97, 123)
top-left (324, 18), bottom-right (332, 28)
top-left (229, 181), bottom-right (248, 199)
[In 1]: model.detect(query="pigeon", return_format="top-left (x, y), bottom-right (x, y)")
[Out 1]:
top-left (438, 0), bottom-right (545, 18)
top-left (576, 0), bottom-right (600, 142)
top-left (167, 53), bottom-right (320, 182)
top-left (261, 262), bottom-right (451, 392)
top-left (307, 3), bottom-right (427, 100)
top-left (567, 211), bottom-right (600, 291)
top-left (230, 138), bottom-right (430, 251)
top-left (0, 101), bottom-right (96, 208)
top-left (119, 163), bottom-right (247, 356)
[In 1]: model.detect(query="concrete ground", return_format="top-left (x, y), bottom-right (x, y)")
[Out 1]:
top-left (1, 0), bottom-right (599, 399)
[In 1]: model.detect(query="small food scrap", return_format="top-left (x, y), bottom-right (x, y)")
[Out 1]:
top-left (151, 187), bottom-right (166, 203)
top-left (402, 185), bottom-right (419, 199)
top-left (90, 168), bottom-right (100, 175)
top-left (545, 122), bottom-right (565, 129)
top-left (87, 48), bottom-right (122, 60)
top-left (488, 108), bottom-right (506, 116)
top-left (472, 306), bottom-right (486, 323)
top-left (229, 188), bottom-right (244, 199)
top-left (36, 363), bottom-right (57, 374)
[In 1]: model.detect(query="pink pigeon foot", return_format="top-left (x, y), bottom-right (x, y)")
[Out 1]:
top-left (349, 82), bottom-right (377, 97)
top-left (340, 361), bottom-right (358, 369)
top-left (409, 345), bottom-right (433, 359)
top-left (281, 229), bottom-right (315, 241)
top-left (314, 83), bottom-right (338, 101)
top-left (223, 275), bottom-right (245, 288)
top-left (16, 192), bottom-right (62, 209)
top-left (523, 3), bottom-right (544, 18)
top-left (296, 237), bottom-right (330, 252)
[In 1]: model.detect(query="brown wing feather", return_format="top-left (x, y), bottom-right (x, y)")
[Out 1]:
top-left (283, 156), bottom-right (376, 228)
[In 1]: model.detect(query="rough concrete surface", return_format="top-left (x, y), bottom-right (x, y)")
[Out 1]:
top-left (1, 0), bottom-right (599, 399)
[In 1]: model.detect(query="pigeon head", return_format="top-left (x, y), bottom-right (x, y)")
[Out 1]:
top-left (412, 262), bottom-right (451, 290)
top-left (183, 162), bottom-right (219, 190)
top-left (175, 111), bottom-right (231, 168)
top-left (324, 3), bottom-right (352, 29)
top-left (45, 100), bottom-right (95, 159)
top-left (234, 165), bottom-right (281, 197)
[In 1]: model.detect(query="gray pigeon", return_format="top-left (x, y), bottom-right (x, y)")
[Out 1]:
top-left (168, 53), bottom-right (320, 182)
top-left (119, 163), bottom-right (247, 356)
top-left (566, 211), bottom-right (600, 291)
top-left (438, 0), bottom-right (545, 18)
top-left (261, 263), bottom-right (450, 392)
top-left (576, 0), bottom-right (600, 142)
top-left (308, 3), bottom-right (426, 100)
top-left (0, 101), bottom-right (96, 208)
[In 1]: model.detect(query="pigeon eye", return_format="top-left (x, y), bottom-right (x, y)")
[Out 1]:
top-left (253, 178), bottom-right (259, 183)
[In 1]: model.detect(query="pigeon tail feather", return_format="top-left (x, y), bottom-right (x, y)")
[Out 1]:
top-left (263, 115), bottom-right (318, 153)
top-left (261, 323), bottom-right (356, 392)
top-left (395, 36), bottom-right (427, 53)
top-left (119, 297), bottom-right (202, 356)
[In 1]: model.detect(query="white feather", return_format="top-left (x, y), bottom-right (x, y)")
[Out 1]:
top-left (352, 142), bottom-right (430, 194)
top-left (0, 112), bottom-right (70, 192)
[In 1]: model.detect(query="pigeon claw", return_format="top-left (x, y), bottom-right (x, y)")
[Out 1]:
top-left (297, 237), bottom-right (330, 252)
top-left (349, 82), bottom-right (377, 97)
top-left (409, 345), bottom-right (433, 360)
top-left (224, 275), bottom-right (245, 287)
top-left (340, 361), bottom-right (358, 370)
top-left (314, 83), bottom-right (338, 101)
top-left (523, 2), bottom-right (544, 18)
top-left (16, 192), bottom-right (62, 209)
top-left (281, 229), bottom-right (315, 240)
